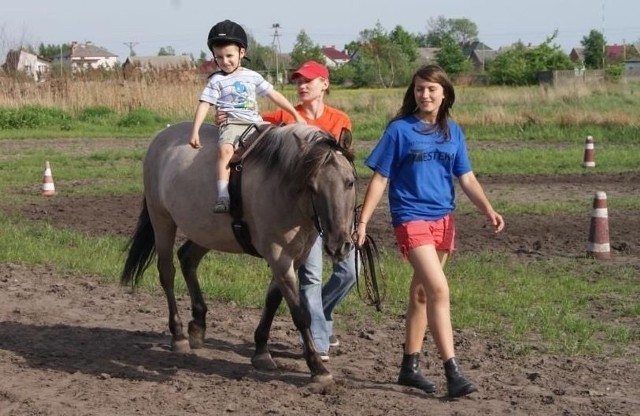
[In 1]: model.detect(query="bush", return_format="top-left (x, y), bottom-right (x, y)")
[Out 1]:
top-left (0, 106), bottom-right (71, 129)
top-left (117, 108), bottom-right (167, 128)
top-left (78, 106), bottom-right (115, 122)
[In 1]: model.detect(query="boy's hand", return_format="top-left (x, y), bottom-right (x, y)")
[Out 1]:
top-left (189, 135), bottom-right (202, 149)
top-left (294, 115), bottom-right (307, 124)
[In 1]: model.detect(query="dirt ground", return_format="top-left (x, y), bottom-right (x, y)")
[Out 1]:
top-left (2, 151), bottom-right (639, 414)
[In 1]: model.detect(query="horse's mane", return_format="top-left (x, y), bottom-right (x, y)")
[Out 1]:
top-left (247, 124), bottom-right (353, 191)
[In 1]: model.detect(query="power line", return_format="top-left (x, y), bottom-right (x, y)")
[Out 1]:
top-left (123, 41), bottom-right (139, 56)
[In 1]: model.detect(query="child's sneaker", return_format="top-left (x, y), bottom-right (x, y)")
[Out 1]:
top-left (213, 197), bottom-right (230, 214)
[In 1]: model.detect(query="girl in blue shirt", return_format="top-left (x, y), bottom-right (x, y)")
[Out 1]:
top-left (355, 65), bottom-right (504, 398)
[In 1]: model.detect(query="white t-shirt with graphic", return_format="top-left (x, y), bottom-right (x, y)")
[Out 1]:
top-left (199, 68), bottom-right (273, 123)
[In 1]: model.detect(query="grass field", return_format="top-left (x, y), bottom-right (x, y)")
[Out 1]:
top-left (1, 78), bottom-right (638, 358)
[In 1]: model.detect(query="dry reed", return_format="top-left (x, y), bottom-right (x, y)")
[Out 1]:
top-left (1, 75), bottom-right (638, 128)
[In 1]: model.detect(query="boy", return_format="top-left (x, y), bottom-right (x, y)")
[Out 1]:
top-left (189, 20), bottom-right (305, 213)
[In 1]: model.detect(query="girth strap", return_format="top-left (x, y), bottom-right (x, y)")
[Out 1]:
top-left (227, 124), bottom-right (277, 258)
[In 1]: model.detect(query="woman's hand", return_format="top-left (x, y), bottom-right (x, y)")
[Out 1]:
top-left (214, 111), bottom-right (228, 126)
top-left (487, 210), bottom-right (505, 233)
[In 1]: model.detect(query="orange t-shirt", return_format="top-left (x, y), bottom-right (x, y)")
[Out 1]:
top-left (262, 104), bottom-right (351, 140)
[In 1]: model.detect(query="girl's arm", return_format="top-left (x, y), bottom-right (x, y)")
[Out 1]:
top-left (354, 172), bottom-right (389, 247)
top-left (266, 90), bottom-right (306, 124)
top-left (458, 171), bottom-right (505, 232)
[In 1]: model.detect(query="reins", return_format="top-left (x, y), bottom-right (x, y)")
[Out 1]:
top-left (354, 206), bottom-right (386, 312)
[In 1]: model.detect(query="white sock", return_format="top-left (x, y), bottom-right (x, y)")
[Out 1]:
top-left (217, 180), bottom-right (229, 199)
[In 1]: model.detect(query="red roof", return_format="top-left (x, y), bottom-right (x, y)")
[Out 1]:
top-left (321, 46), bottom-right (350, 61)
top-left (198, 59), bottom-right (218, 75)
top-left (606, 44), bottom-right (624, 59)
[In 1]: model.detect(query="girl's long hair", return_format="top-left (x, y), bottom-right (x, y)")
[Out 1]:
top-left (389, 65), bottom-right (456, 139)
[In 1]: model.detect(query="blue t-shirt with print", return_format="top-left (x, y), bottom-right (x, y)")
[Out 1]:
top-left (365, 116), bottom-right (472, 227)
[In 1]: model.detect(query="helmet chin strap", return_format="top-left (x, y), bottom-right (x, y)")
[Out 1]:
top-left (214, 48), bottom-right (244, 74)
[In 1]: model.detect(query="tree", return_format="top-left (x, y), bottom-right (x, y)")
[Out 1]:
top-left (389, 25), bottom-right (419, 62)
top-left (487, 33), bottom-right (573, 85)
top-left (581, 30), bottom-right (606, 69)
top-left (289, 30), bottom-right (324, 69)
top-left (419, 16), bottom-right (479, 47)
top-left (245, 33), bottom-right (273, 73)
top-left (347, 22), bottom-right (415, 88)
top-left (435, 35), bottom-right (472, 77)
top-left (157, 46), bottom-right (175, 56)
top-left (37, 43), bottom-right (71, 60)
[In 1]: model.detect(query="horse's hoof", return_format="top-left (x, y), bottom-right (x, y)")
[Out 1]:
top-left (251, 353), bottom-right (278, 371)
top-left (188, 322), bottom-right (206, 349)
top-left (308, 374), bottom-right (335, 394)
top-left (172, 339), bottom-right (191, 354)
top-left (189, 336), bottom-right (205, 349)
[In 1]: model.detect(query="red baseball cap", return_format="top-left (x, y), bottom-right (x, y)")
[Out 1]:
top-left (290, 60), bottom-right (329, 81)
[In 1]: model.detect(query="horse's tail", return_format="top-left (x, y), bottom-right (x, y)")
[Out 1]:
top-left (121, 197), bottom-right (156, 287)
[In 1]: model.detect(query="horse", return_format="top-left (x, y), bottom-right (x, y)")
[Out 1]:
top-left (121, 121), bottom-right (356, 387)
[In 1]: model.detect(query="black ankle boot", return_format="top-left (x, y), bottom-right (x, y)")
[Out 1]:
top-left (444, 357), bottom-right (477, 398)
top-left (397, 352), bottom-right (436, 393)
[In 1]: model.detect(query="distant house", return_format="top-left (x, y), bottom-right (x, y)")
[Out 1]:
top-left (123, 56), bottom-right (193, 73)
top-left (460, 41), bottom-right (496, 71)
top-left (461, 41), bottom-right (492, 57)
top-left (2, 49), bottom-right (51, 81)
top-left (320, 45), bottom-right (350, 68)
top-left (53, 41), bottom-right (118, 71)
top-left (469, 49), bottom-right (499, 71)
top-left (197, 59), bottom-right (218, 79)
top-left (570, 44), bottom-right (640, 65)
top-left (625, 58), bottom-right (640, 72)
top-left (569, 47), bottom-right (585, 64)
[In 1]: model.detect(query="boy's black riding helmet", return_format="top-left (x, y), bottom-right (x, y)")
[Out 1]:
top-left (207, 20), bottom-right (248, 51)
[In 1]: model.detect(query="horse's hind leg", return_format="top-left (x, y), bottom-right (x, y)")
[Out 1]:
top-left (177, 240), bottom-right (210, 349)
top-left (252, 279), bottom-right (283, 371)
top-left (153, 219), bottom-right (190, 353)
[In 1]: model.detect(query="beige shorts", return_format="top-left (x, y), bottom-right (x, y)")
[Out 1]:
top-left (218, 120), bottom-right (258, 148)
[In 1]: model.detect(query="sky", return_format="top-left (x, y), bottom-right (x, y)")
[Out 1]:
top-left (2, 0), bottom-right (639, 61)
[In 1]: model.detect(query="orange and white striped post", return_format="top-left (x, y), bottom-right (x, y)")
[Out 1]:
top-left (586, 191), bottom-right (610, 260)
top-left (582, 135), bottom-right (595, 168)
top-left (41, 161), bottom-right (56, 196)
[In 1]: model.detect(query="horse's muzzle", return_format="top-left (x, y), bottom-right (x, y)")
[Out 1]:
top-left (324, 239), bottom-right (354, 262)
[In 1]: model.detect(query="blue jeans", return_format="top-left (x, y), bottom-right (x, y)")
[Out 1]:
top-left (298, 236), bottom-right (356, 354)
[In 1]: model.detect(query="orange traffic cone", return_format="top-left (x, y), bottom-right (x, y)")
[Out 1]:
top-left (586, 191), bottom-right (610, 260)
top-left (41, 161), bottom-right (56, 196)
top-left (582, 135), bottom-right (595, 168)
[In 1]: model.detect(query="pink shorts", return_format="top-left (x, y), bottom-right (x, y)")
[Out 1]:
top-left (393, 214), bottom-right (456, 259)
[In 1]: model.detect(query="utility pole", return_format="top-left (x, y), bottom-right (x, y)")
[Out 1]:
top-left (271, 23), bottom-right (281, 85)
top-left (123, 41), bottom-right (139, 57)
top-left (601, 0), bottom-right (606, 68)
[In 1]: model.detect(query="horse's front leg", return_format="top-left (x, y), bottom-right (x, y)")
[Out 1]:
top-left (252, 279), bottom-right (283, 371)
top-left (274, 262), bottom-right (333, 386)
top-left (177, 240), bottom-right (210, 349)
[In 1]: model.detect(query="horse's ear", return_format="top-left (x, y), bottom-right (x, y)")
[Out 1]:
top-left (338, 128), bottom-right (353, 151)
